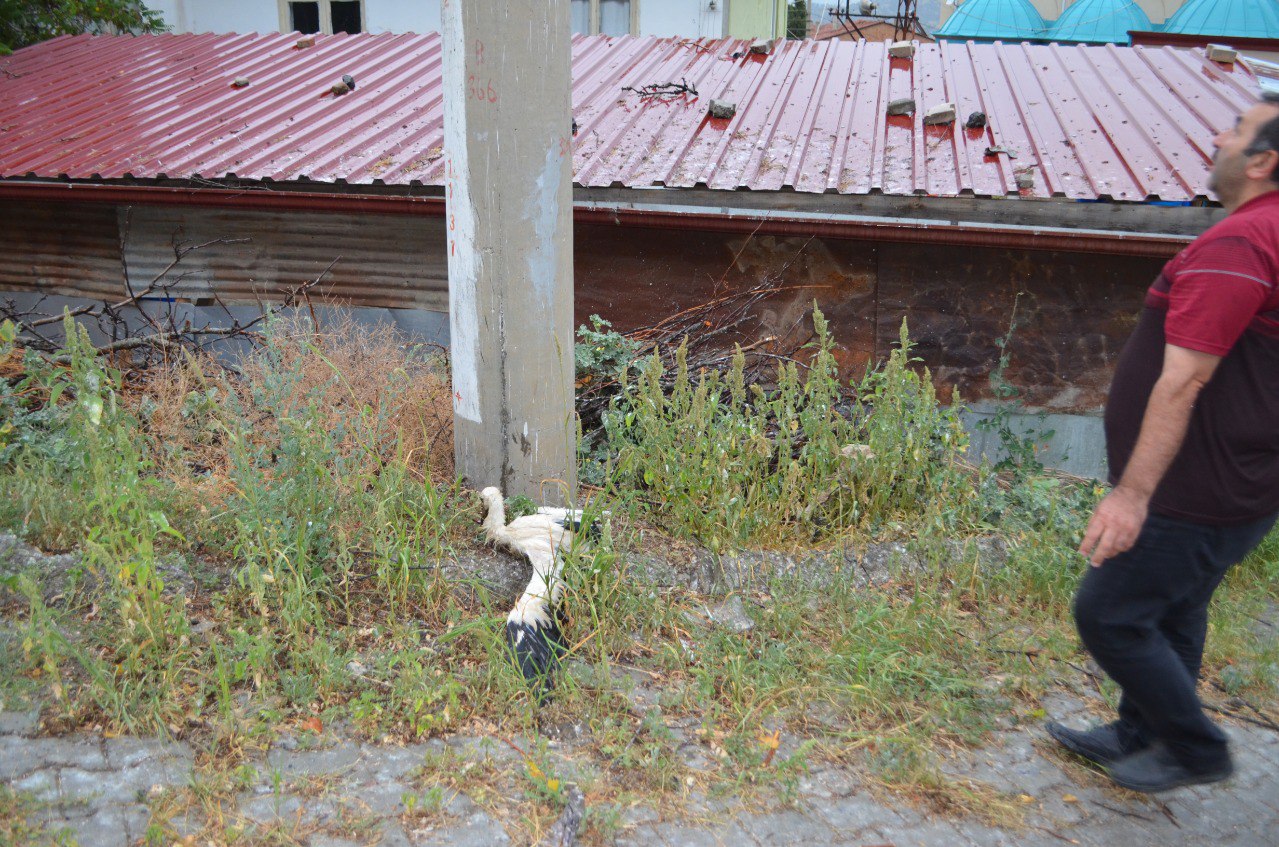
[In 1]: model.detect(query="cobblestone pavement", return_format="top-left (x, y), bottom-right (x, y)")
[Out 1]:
top-left (3, 692), bottom-right (1278, 847)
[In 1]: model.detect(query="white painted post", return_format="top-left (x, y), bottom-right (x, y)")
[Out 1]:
top-left (441, 0), bottom-right (576, 504)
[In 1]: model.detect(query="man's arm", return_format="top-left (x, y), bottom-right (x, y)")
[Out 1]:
top-left (1078, 344), bottom-right (1222, 567)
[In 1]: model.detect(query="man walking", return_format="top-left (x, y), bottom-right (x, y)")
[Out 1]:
top-left (1046, 92), bottom-right (1279, 793)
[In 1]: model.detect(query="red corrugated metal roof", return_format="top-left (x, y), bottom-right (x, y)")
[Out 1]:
top-left (0, 32), bottom-right (1261, 202)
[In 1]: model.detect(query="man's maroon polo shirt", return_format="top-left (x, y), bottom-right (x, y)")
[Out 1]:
top-left (1105, 190), bottom-right (1279, 525)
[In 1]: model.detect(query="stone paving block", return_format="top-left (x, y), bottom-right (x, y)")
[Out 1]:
top-left (349, 777), bottom-right (410, 816)
top-left (309, 835), bottom-right (364, 847)
top-left (408, 807), bottom-right (511, 846)
top-left (378, 822), bottom-right (415, 846)
top-left (736, 808), bottom-right (833, 844)
top-left (620, 804), bottom-right (660, 826)
top-left (167, 811), bottom-right (204, 839)
top-left (1064, 811), bottom-right (1169, 847)
top-left (11, 767), bottom-right (58, 800)
top-left (238, 792), bottom-right (305, 824)
top-left (0, 709), bottom-right (40, 735)
top-left (815, 791), bottom-right (907, 836)
top-left (63, 804), bottom-right (150, 847)
top-left (877, 818), bottom-right (974, 847)
top-left (799, 766), bottom-right (860, 799)
top-left (993, 758), bottom-right (1072, 797)
top-left (613, 834), bottom-right (655, 847)
top-left (363, 743), bottom-right (430, 782)
top-left (103, 735), bottom-right (182, 769)
top-left (644, 822), bottom-right (726, 846)
top-left (57, 765), bottom-right (140, 804)
top-left (721, 820), bottom-right (769, 846)
top-left (267, 741), bottom-right (363, 777)
top-left (21, 736), bottom-right (109, 770)
top-left (950, 821), bottom-right (1030, 846)
top-left (1033, 793), bottom-right (1090, 827)
top-left (0, 734), bottom-right (41, 779)
top-left (112, 760), bottom-right (193, 798)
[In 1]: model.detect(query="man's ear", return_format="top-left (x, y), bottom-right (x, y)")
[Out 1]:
top-left (1245, 147), bottom-right (1279, 184)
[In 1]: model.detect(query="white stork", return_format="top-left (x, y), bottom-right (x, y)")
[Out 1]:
top-left (479, 486), bottom-right (583, 686)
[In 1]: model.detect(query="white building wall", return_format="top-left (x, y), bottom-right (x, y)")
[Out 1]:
top-left (148, 0), bottom-right (186, 31)
top-left (363, 0), bottom-right (441, 34)
top-left (191, 0), bottom-right (279, 33)
top-left (152, 0), bottom-right (729, 37)
top-left (152, 0), bottom-right (278, 33)
top-left (640, 0), bottom-right (725, 38)
top-left (149, 0), bottom-right (439, 34)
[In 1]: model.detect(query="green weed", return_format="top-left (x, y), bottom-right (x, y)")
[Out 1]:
top-left (601, 309), bottom-right (974, 548)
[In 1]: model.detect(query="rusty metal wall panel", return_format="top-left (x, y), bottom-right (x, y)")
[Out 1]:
top-left (0, 32), bottom-right (1260, 202)
top-left (0, 201), bottom-right (121, 299)
top-left (576, 225), bottom-right (1161, 413)
top-left (876, 242), bottom-right (1158, 410)
top-left (574, 221), bottom-right (878, 374)
top-left (0, 198), bottom-right (1163, 415)
top-left (119, 206), bottom-right (447, 311)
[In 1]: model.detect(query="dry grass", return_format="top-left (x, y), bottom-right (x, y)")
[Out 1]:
top-left (125, 313), bottom-right (454, 500)
top-left (235, 314), bottom-right (454, 483)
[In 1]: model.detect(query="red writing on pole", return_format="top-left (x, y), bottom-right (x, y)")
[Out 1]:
top-left (468, 74), bottom-right (497, 103)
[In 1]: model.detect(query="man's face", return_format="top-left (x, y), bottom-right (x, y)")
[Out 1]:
top-left (1210, 102), bottom-right (1279, 205)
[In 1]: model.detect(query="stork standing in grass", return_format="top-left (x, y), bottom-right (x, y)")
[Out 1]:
top-left (479, 486), bottom-right (582, 685)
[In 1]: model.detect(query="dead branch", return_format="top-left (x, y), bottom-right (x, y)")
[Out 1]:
top-left (575, 236), bottom-right (833, 436)
top-left (622, 78), bottom-right (698, 99)
top-left (3, 242), bottom-right (336, 369)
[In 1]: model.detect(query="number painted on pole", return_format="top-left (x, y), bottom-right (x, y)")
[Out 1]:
top-left (468, 74), bottom-right (497, 103)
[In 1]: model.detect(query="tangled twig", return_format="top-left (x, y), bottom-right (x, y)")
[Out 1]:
top-left (622, 78), bottom-right (698, 99)
top-left (2, 231), bottom-right (339, 370)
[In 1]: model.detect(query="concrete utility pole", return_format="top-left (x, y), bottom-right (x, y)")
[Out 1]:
top-left (441, 0), bottom-right (576, 503)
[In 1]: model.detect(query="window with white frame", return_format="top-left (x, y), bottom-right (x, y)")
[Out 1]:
top-left (571, 0), bottom-right (635, 35)
top-left (280, 0), bottom-right (364, 34)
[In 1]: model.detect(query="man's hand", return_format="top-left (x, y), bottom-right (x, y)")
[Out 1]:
top-left (1078, 344), bottom-right (1219, 567)
top-left (1078, 487), bottom-right (1149, 567)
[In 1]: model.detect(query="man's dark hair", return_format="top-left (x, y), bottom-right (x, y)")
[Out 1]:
top-left (1244, 91), bottom-right (1279, 162)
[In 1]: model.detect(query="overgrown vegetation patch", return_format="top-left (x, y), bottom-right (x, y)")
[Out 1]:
top-left (1, 310), bottom-right (1276, 843)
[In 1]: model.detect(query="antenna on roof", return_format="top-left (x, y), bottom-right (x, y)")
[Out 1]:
top-left (830, 0), bottom-right (927, 41)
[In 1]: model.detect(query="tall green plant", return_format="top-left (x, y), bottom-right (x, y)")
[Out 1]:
top-left (601, 308), bottom-right (972, 547)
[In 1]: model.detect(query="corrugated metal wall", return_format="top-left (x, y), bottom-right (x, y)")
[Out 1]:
top-left (1, 201), bottom-right (122, 299)
top-left (2, 198), bottom-right (1163, 415)
top-left (0, 200), bottom-right (447, 312)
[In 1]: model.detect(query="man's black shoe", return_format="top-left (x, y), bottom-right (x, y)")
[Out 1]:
top-left (1107, 745), bottom-right (1234, 793)
top-left (1045, 721), bottom-right (1141, 767)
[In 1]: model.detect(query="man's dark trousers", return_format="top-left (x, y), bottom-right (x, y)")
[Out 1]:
top-left (1074, 511), bottom-right (1276, 771)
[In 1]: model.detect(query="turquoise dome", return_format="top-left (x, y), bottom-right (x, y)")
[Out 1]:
top-left (1047, 0), bottom-right (1153, 43)
top-left (935, 0), bottom-right (1048, 41)
top-left (1161, 0), bottom-right (1279, 39)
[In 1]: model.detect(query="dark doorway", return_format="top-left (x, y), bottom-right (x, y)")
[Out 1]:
top-left (331, 1), bottom-right (363, 33)
top-left (289, 1), bottom-right (320, 33)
